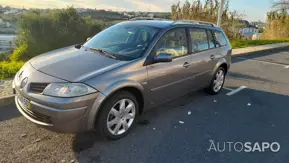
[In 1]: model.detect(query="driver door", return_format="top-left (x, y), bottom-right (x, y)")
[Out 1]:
top-left (146, 28), bottom-right (193, 106)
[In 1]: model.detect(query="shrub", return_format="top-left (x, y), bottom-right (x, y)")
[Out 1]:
top-left (262, 9), bottom-right (289, 40)
top-left (230, 39), bottom-right (289, 49)
top-left (0, 50), bottom-right (12, 61)
top-left (9, 44), bottom-right (28, 61)
top-left (11, 7), bottom-right (103, 61)
top-left (0, 61), bottom-right (24, 79)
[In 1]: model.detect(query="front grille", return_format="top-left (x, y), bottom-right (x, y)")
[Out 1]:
top-left (30, 83), bottom-right (49, 93)
top-left (19, 101), bottom-right (52, 124)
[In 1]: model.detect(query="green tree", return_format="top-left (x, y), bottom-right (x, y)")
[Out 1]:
top-left (10, 7), bottom-right (103, 61)
top-left (171, 0), bottom-right (244, 40)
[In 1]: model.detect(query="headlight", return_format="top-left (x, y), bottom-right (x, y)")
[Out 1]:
top-left (43, 83), bottom-right (97, 97)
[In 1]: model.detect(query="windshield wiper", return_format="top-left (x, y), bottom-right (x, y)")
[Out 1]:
top-left (88, 47), bottom-right (116, 59)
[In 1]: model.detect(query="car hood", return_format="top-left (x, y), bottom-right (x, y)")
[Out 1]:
top-left (29, 45), bottom-right (126, 82)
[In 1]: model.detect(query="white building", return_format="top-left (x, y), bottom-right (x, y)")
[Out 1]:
top-left (238, 20), bottom-right (259, 39)
top-left (240, 25), bottom-right (258, 35)
top-left (4, 8), bottom-right (19, 14)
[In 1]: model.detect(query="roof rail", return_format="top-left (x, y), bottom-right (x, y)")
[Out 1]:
top-left (129, 17), bottom-right (169, 21)
top-left (175, 20), bottom-right (216, 26)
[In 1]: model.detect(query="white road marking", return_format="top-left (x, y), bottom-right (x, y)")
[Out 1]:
top-left (223, 87), bottom-right (234, 91)
top-left (237, 57), bottom-right (289, 67)
top-left (226, 86), bottom-right (247, 96)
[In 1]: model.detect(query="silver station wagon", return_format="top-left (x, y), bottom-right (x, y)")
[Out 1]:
top-left (13, 19), bottom-right (231, 139)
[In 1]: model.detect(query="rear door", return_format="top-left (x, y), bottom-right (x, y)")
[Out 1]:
top-left (187, 28), bottom-right (215, 88)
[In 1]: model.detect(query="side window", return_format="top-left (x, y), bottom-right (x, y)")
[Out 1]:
top-left (189, 28), bottom-right (209, 52)
top-left (207, 30), bottom-right (216, 48)
top-left (214, 31), bottom-right (227, 47)
top-left (155, 28), bottom-right (188, 57)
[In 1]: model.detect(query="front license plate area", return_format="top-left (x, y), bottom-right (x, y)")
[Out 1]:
top-left (17, 92), bottom-right (30, 109)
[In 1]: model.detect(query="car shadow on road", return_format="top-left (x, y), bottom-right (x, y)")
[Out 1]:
top-left (72, 88), bottom-right (289, 163)
top-left (0, 103), bottom-right (21, 122)
top-left (227, 72), bottom-right (276, 83)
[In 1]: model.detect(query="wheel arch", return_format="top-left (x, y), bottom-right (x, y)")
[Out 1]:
top-left (87, 80), bottom-right (146, 130)
top-left (212, 58), bottom-right (229, 75)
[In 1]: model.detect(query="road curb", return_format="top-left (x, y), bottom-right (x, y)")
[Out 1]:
top-left (232, 43), bottom-right (289, 57)
top-left (0, 95), bottom-right (15, 107)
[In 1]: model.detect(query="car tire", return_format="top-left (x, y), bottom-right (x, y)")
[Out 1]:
top-left (95, 91), bottom-right (139, 140)
top-left (205, 67), bottom-right (226, 95)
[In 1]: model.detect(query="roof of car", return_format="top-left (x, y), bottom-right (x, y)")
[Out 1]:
top-left (120, 20), bottom-right (222, 31)
top-left (121, 20), bottom-right (175, 28)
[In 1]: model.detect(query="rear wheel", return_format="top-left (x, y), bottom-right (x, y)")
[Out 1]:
top-left (206, 67), bottom-right (226, 94)
top-left (95, 91), bottom-right (139, 140)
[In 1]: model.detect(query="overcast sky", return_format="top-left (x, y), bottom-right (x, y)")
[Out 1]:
top-left (0, 0), bottom-right (275, 22)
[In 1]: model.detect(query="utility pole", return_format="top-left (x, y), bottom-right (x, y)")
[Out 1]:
top-left (217, 0), bottom-right (225, 27)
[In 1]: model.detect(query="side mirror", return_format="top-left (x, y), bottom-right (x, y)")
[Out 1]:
top-left (154, 53), bottom-right (173, 63)
top-left (86, 37), bottom-right (91, 41)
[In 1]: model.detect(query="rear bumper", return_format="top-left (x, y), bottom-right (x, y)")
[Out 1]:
top-left (15, 91), bottom-right (101, 133)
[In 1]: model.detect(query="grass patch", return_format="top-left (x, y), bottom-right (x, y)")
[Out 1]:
top-left (0, 61), bottom-right (24, 79)
top-left (231, 40), bottom-right (289, 49)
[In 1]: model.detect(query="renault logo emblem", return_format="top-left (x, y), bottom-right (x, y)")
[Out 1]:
top-left (20, 77), bottom-right (28, 88)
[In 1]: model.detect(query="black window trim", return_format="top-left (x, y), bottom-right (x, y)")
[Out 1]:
top-left (147, 26), bottom-right (228, 63)
top-left (206, 29), bottom-right (216, 49)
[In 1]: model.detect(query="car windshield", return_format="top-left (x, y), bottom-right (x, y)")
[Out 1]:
top-left (83, 23), bottom-right (160, 60)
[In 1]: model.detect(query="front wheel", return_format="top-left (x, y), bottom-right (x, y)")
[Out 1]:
top-left (95, 91), bottom-right (139, 140)
top-left (206, 67), bottom-right (226, 94)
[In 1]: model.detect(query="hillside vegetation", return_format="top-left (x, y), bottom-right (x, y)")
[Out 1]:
top-left (171, 0), bottom-right (244, 40)
top-left (262, 9), bottom-right (289, 39)
top-left (9, 7), bottom-right (103, 61)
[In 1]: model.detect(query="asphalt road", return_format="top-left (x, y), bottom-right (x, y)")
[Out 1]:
top-left (1, 47), bottom-right (289, 163)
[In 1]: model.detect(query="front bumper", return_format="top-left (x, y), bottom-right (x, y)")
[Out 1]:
top-left (13, 62), bottom-right (105, 132)
top-left (15, 91), bottom-right (101, 132)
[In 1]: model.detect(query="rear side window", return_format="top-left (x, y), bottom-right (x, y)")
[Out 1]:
top-left (213, 31), bottom-right (227, 47)
top-left (189, 28), bottom-right (209, 52)
top-left (207, 30), bottom-right (215, 48)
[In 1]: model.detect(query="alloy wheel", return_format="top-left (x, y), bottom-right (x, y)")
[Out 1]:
top-left (106, 99), bottom-right (136, 135)
top-left (213, 69), bottom-right (225, 92)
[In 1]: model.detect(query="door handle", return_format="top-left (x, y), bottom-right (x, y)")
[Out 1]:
top-left (183, 62), bottom-right (191, 68)
top-left (210, 55), bottom-right (215, 60)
